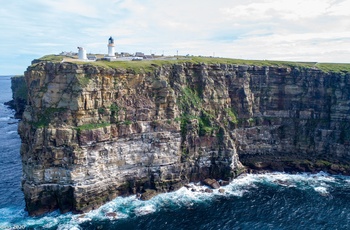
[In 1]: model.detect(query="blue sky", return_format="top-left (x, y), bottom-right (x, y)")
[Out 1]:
top-left (1, 0), bottom-right (350, 75)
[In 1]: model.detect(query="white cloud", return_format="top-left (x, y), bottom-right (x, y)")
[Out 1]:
top-left (0, 0), bottom-right (350, 74)
top-left (221, 0), bottom-right (332, 20)
top-left (40, 0), bottom-right (103, 18)
top-left (327, 0), bottom-right (350, 16)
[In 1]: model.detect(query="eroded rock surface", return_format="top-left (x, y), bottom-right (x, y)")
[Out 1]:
top-left (5, 75), bottom-right (27, 118)
top-left (19, 61), bottom-right (350, 216)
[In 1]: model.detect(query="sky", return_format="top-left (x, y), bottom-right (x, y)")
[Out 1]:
top-left (1, 0), bottom-right (350, 75)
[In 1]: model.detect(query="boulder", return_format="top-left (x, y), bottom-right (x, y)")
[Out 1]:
top-left (219, 180), bottom-right (230, 186)
top-left (106, 212), bottom-right (117, 219)
top-left (184, 184), bottom-right (192, 189)
top-left (140, 189), bottom-right (158, 201)
top-left (203, 178), bottom-right (220, 189)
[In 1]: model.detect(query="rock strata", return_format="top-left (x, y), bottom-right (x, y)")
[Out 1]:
top-left (5, 75), bottom-right (27, 118)
top-left (18, 60), bottom-right (350, 216)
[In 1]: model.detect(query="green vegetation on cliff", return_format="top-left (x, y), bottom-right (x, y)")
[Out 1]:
top-left (76, 122), bottom-right (111, 131)
top-left (36, 55), bottom-right (350, 74)
top-left (38, 55), bottom-right (65, 62)
top-left (314, 63), bottom-right (350, 74)
top-left (31, 108), bottom-right (66, 128)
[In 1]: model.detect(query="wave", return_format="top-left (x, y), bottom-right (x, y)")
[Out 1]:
top-left (0, 117), bottom-right (11, 122)
top-left (0, 172), bottom-right (349, 229)
top-left (5, 130), bottom-right (17, 135)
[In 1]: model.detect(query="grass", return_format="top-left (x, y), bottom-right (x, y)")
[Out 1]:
top-left (31, 108), bottom-right (66, 128)
top-left (225, 108), bottom-right (238, 124)
top-left (198, 112), bottom-right (217, 136)
top-left (110, 104), bottom-right (124, 123)
top-left (178, 115), bottom-right (196, 139)
top-left (83, 57), bottom-right (317, 72)
top-left (76, 122), bottom-right (110, 131)
top-left (123, 120), bottom-right (132, 125)
top-left (190, 56), bottom-right (318, 67)
top-left (35, 54), bottom-right (350, 74)
top-left (177, 86), bottom-right (223, 136)
top-left (179, 87), bottom-right (202, 111)
top-left (77, 75), bottom-right (90, 87)
top-left (98, 107), bottom-right (106, 115)
top-left (315, 63), bottom-right (350, 74)
top-left (38, 54), bottom-right (65, 62)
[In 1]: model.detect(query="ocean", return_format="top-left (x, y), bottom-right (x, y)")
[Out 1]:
top-left (0, 76), bottom-right (350, 230)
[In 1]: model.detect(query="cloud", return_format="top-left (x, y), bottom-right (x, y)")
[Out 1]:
top-left (327, 0), bottom-right (350, 16)
top-left (41, 0), bottom-right (101, 18)
top-left (0, 0), bottom-right (350, 74)
top-left (221, 0), bottom-right (331, 20)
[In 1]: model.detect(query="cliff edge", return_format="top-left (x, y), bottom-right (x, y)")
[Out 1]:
top-left (18, 57), bottom-right (350, 216)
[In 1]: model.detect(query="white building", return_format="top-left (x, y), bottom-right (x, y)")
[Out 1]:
top-left (77, 47), bottom-right (87, 60)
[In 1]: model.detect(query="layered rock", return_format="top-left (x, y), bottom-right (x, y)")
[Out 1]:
top-left (19, 61), bottom-right (244, 216)
top-left (229, 66), bottom-right (350, 173)
top-left (5, 75), bottom-right (27, 118)
top-left (19, 60), bottom-right (350, 216)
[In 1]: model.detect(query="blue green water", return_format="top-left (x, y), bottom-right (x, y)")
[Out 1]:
top-left (1, 76), bottom-right (350, 230)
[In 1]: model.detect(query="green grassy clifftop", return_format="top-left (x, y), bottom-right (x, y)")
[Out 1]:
top-left (36, 54), bottom-right (350, 74)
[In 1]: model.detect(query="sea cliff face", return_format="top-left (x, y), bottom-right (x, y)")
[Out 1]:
top-left (5, 76), bottom-right (27, 118)
top-left (18, 60), bottom-right (350, 216)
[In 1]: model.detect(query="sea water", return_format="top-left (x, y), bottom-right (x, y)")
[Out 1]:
top-left (1, 76), bottom-right (350, 230)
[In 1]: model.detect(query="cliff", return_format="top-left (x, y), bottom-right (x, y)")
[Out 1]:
top-left (18, 57), bottom-right (350, 216)
top-left (5, 75), bottom-right (27, 118)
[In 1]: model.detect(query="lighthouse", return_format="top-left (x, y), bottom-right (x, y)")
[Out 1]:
top-left (107, 36), bottom-right (116, 59)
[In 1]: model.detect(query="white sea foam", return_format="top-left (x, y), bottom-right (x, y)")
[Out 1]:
top-left (57, 224), bottom-right (82, 230)
top-left (66, 172), bottom-right (341, 225)
top-left (73, 216), bottom-right (92, 224)
top-left (134, 204), bottom-right (156, 216)
top-left (314, 186), bottom-right (329, 195)
top-left (0, 116), bottom-right (11, 122)
top-left (6, 130), bottom-right (17, 134)
top-left (1, 172), bottom-right (348, 229)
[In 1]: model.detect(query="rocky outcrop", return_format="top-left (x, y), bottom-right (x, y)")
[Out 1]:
top-left (203, 178), bottom-right (220, 189)
top-left (5, 75), bottom-right (27, 118)
top-left (18, 60), bottom-right (350, 216)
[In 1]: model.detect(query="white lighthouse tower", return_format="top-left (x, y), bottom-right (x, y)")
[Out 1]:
top-left (78, 47), bottom-right (87, 60)
top-left (106, 36), bottom-right (116, 60)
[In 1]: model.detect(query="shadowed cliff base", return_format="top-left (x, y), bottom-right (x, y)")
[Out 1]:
top-left (13, 56), bottom-right (350, 215)
top-left (241, 155), bottom-right (350, 175)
